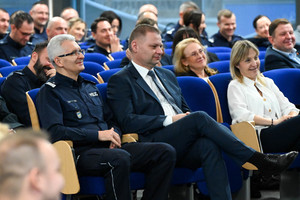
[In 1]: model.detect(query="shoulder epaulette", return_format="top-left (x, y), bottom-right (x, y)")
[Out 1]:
top-left (13, 70), bottom-right (24, 76)
top-left (45, 81), bottom-right (56, 88)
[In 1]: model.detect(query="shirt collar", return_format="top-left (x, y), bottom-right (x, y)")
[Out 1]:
top-left (242, 76), bottom-right (260, 87)
top-left (272, 46), bottom-right (298, 57)
top-left (132, 61), bottom-right (153, 79)
top-left (55, 72), bottom-right (83, 87)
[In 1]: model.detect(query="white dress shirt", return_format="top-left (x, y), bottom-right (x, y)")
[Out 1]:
top-left (132, 61), bottom-right (176, 126)
top-left (227, 76), bottom-right (299, 136)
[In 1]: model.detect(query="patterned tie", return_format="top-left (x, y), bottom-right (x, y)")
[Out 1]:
top-left (148, 70), bottom-right (182, 114)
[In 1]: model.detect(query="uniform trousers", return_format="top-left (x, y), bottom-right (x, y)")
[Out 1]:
top-left (140, 111), bottom-right (256, 200)
top-left (76, 142), bottom-right (176, 200)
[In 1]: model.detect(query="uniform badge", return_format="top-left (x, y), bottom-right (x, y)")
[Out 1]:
top-left (76, 111), bottom-right (82, 119)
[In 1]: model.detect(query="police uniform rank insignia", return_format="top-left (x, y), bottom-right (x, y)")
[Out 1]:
top-left (76, 111), bottom-right (82, 119)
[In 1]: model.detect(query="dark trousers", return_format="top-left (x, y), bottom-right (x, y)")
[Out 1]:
top-left (261, 115), bottom-right (300, 152)
top-left (142, 111), bottom-right (255, 200)
top-left (76, 142), bottom-right (176, 200)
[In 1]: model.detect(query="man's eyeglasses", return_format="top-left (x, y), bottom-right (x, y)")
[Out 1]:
top-left (58, 49), bottom-right (85, 57)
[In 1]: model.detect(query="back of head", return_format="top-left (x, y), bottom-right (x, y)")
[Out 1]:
top-left (183, 10), bottom-right (202, 32)
top-left (172, 27), bottom-right (200, 54)
top-left (136, 17), bottom-right (158, 28)
top-left (217, 9), bottom-right (233, 22)
top-left (179, 1), bottom-right (199, 13)
top-left (10, 10), bottom-right (33, 29)
top-left (128, 24), bottom-right (160, 52)
top-left (47, 34), bottom-right (75, 67)
top-left (0, 129), bottom-right (48, 198)
top-left (60, 7), bottom-right (79, 21)
top-left (138, 4), bottom-right (158, 16)
top-left (269, 18), bottom-right (290, 37)
top-left (230, 40), bottom-right (260, 82)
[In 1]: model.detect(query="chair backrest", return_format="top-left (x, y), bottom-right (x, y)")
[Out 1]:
top-left (260, 59), bottom-right (265, 72)
top-left (98, 68), bottom-right (122, 83)
top-left (164, 41), bottom-right (173, 49)
top-left (0, 59), bottom-right (12, 68)
top-left (13, 56), bottom-right (31, 65)
top-left (263, 68), bottom-right (300, 106)
top-left (207, 60), bottom-right (230, 73)
top-left (84, 53), bottom-right (110, 65)
top-left (209, 73), bottom-right (233, 124)
top-left (177, 76), bottom-right (217, 120)
top-left (162, 65), bottom-right (174, 73)
top-left (110, 51), bottom-right (126, 60)
top-left (96, 83), bottom-right (107, 102)
top-left (0, 65), bottom-right (26, 77)
top-left (103, 59), bottom-right (122, 69)
top-left (80, 72), bottom-right (100, 84)
top-left (83, 61), bottom-right (105, 77)
top-left (26, 88), bottom-right (41, 130)
top-left (259, 51), bottom-right (266, 60)
top-left (206, 47), bottom-right (231, 53)
top-left (215, 52), bottom-right (231, 61)
top-left (164, 48), bottom-right (172, 55)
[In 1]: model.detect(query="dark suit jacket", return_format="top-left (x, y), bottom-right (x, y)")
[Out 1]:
top-left (107, 62), bottom-right (190, 136)
top-left (265, 46), bottom-right (300, 71)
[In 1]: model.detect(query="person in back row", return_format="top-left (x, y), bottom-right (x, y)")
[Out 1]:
top-left (1, 41), bottom-right (55, 126)
top-left (107, 24), bottom-right (298, 200)
top-left (211, 9), bottom-right (243, 47)
top-left (247, 15), bottom-right (271, 49)
top-left (0, 8), bottom-right (10, 40)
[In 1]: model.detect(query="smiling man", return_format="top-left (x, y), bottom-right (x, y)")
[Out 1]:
top-left (0, 11), bottom-right (34, 62)
top-left (0, 8), bottom-right (9, 40)
top-left (1, 41), bottom-right (55, 126)
top-left (211, 9), bottom-right (243, 47)
top-left (29, 1), bottom-right (49, 44)
top-left (265, 18), bottom-right (300, 70)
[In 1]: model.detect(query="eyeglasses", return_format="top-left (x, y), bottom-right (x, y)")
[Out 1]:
top-left (58, 49), bottom-right (85, 57)
top-left (17, 29), bottom-right (33, 37)
top-left (186, 48), bottom-right (205, 58)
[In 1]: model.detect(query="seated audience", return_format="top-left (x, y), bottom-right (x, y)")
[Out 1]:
top-left (37, 34), bottom-right (176, 200)
top-left (29, 1), bottom-right (49, 44)
top-left (46, 16), bottom-right (68, 40)
top-left (172, 27), bottom-right (219, 63)
top-left (138, 3), bottom-right (158, 17)
top-left (1, 41), bottom-right (55, 126)
top-left (173, 38), bottom-right (217, 80)
top-left (183, 10), bottom-right (212, 47)
top-left (247, 15), bottom-right (271, 49)
top-left (228, 39), bottom-right (300, 153)
top-left (211, 9), bottom-right (243, 47)
top-left (0, 129), bottom-right (64, 200)
top-left (0, 8), bottom-right (9, 40)
top-left (107, 24), bottom-right (298, 200)
top-left (60, 7), bottom-right (79, 22)
top-left (87, 17), bottom-right (122, 57)
top-left (67, 17), bottom-right (86, 43)
top-left (265, 18), bottom-right (300, 70)
top-left (164, 1), bottom-right (199, 42)
top-left (100, 10), bottom-right (122, 37)
top-left (0, 11), bottom-right (34, 62)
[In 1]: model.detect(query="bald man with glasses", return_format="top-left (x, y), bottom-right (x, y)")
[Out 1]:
top-left (0, 11), bottom-right (34, 62)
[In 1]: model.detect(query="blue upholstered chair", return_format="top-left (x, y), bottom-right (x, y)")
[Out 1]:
top-left (103, 59), bottom-right (122, 69)
top-left (208, 60), bottom-right (230, 73)
top-left (82, 61), bottom-right (105, 77)
top-left (80, 72), bottom-right (100, 84)
top-left (164, 41), bottom-right (173, 49)
top-left (0, 59), bottom-right (12, 67)
top-left (97, 68), bottom-right (122, 83)
top-left (162, 65), bottom-right (175, 73)
top-left (13, 56), bottom-right (30, 65)
top-left (110, 51), bottom-right (126, 60)
top-left (215, 52), bottom-right (231, 61)
top-left (0, 65), bottom-right (26, 77)
top-left (164, 48), bottom-right (172, 55)
top-left (206, 47), bottom-right (231, 53)
top-left (84, 53), bottom-right (110, 65)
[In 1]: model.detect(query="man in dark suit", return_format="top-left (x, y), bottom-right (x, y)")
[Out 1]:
top-left (107, 24), bottom-right (298, 200)
top-left (265, 18), bottom-right (300, 71)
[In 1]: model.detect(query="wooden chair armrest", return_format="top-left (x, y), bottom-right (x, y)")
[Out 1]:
top-left (97, 73), bottom-right (104, 84)
top-left (230, 121), bottom-right (261, 170)
top-left (122, 133), bottom-right (139, 144)
top-left (53, 140), bottom-right (79, 194)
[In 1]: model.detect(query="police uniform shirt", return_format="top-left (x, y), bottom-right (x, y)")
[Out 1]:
top-left (211, 31), bottom-right (243, 47)
top-left (36, 72), bottom-right (120, 154)
top-left (31, 27), bottom-right (48, 45)
top-left (1, 66), bottom-right (43, 126)
top-left (0, 35), bottom-right (34, 62)
top-left (86, 44), bottom-right (110, 57)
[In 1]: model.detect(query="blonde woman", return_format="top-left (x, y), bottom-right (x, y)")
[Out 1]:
top-left (67, 18), bottom-right (86, 42)
top-left (228, 40), bottom-right (300, 153)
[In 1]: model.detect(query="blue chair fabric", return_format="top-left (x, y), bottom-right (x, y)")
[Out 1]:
top-left (104, 59), bottom-right (122, 69)
top-left (260, 59), bottom-right (265, 72)
top-left (162, 65), bottom-right (174, 73)
top-left (80, 72), bottom-right (99, 84)
top-left (98, 68), bottom-right (122, 83)
top-left (215, 52), bottom-right (231, 61)
top-left (206, 47), bottom-right (231, 53)
top-left (83, 61), bottom-right (105, 77)
top-left (164, 48), bottom-right (172, 55)
top-left (0, 59), bottom-right (12, 67)
top-left (14, 56), bottom-right (30, 65)
top-left (208, 60), bottom-right (230, 73)
top-left (110, 51), bottom-right (126, 60)
top-left (164, 41), bottom-right (173, 49)
top-left (0, 65), bottom-right (26, 77)
top-left (84, 53), bottom-right (110, 65)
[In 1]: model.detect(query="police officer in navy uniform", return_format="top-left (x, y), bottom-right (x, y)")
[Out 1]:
top-left (0, 11), bottom-right (35, 63)
top-left (36, 34), bottom-right (176, 200)
top-left (1, 41), bottom-right (55, 127)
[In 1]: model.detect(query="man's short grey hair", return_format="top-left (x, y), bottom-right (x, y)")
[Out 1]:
top-left (47, 34), bottom-right (75, 66)
top-left (179, 1), bottom-right (199, 13)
